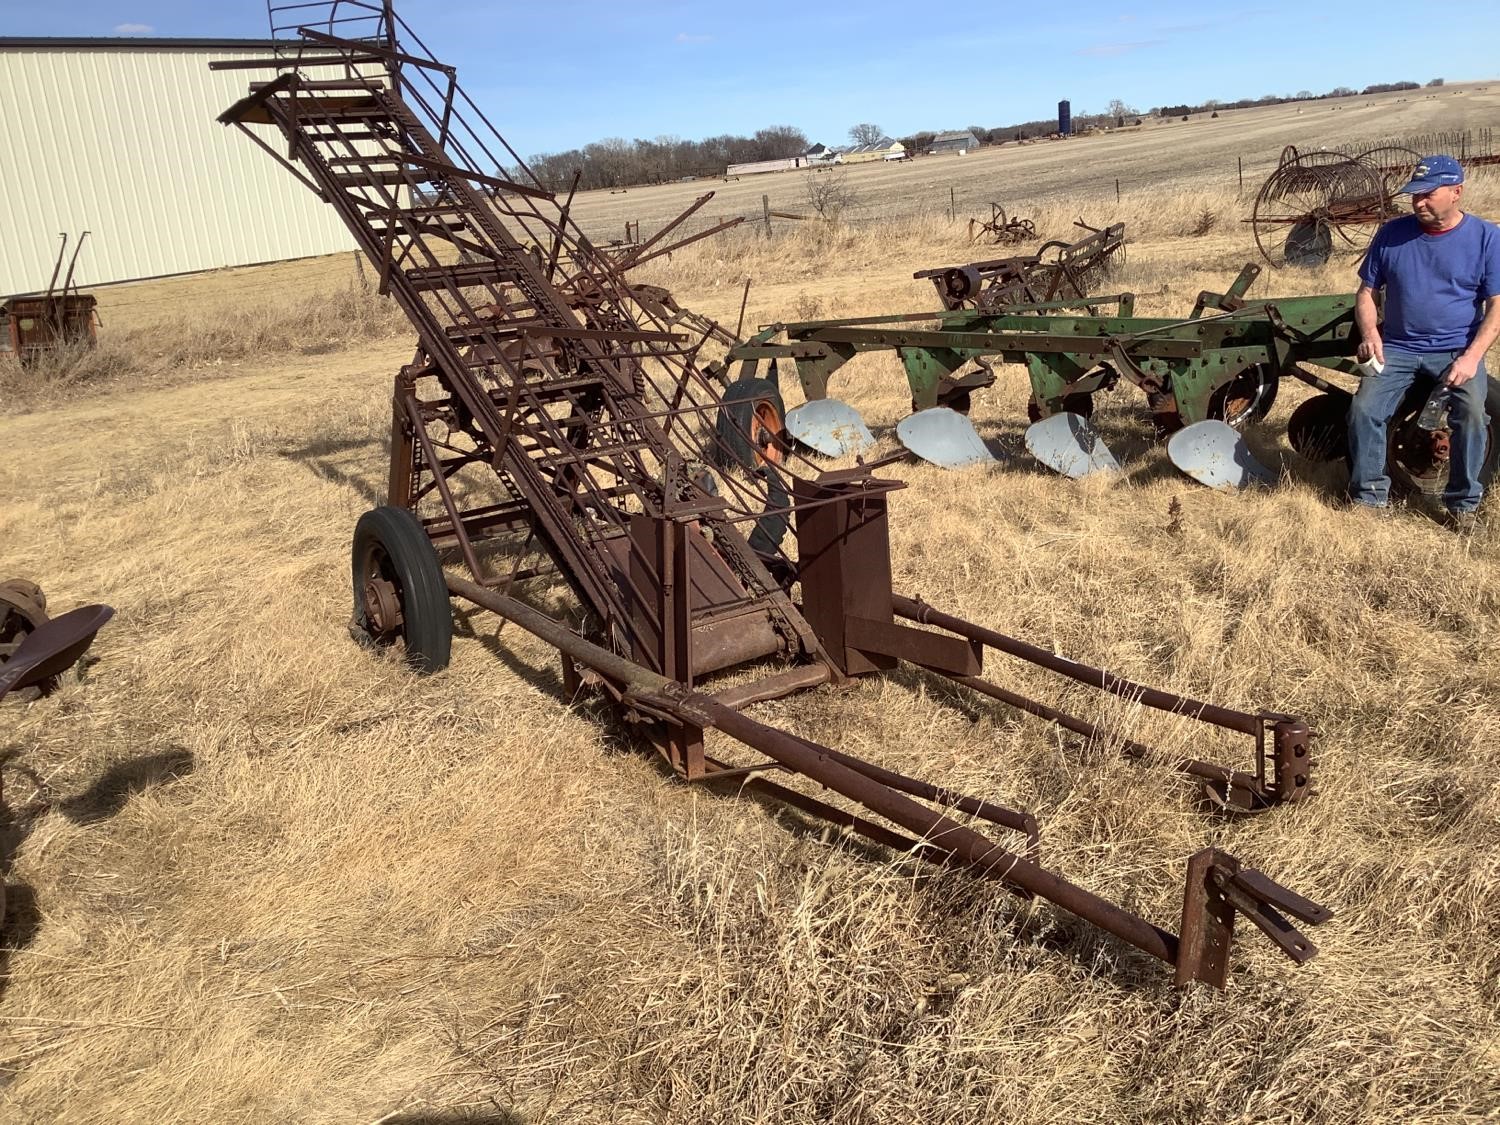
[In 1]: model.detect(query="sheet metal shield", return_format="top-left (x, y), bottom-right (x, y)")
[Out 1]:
top-left (1168, 420), bottom-right (1277, 489)
top-left (1024, 412), bottom-right (1120, 478)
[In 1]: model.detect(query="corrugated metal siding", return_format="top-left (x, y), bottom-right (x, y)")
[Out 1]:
top-left (0, 46), bottom-right (358, 293)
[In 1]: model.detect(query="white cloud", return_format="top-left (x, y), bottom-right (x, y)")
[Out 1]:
top-left (113, 22), bottom-right (155, 35)
top-left (674, 32), bottom-right (711, 45)
top-left (1076, 39), bottom-right (1162, 57)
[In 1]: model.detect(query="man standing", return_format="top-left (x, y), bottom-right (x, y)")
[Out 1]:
top-left (1351, 154), bottom-right (1500, 528)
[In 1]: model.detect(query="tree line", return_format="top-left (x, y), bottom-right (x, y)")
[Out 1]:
top-left (516, 79), bottom-right (1449, 193)
top-left (521, 126), bottom-right (808, 192)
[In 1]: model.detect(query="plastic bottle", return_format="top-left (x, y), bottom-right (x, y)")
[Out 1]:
top-left (1416, 384), bottom-right (1452, 431)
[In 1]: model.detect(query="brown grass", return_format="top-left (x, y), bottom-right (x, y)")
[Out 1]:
top-left (3, 156), bottom-right (1500, 1122)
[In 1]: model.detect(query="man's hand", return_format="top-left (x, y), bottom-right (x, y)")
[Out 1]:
top-left (1446, 353), bottom-right (1482, 386)
top-left (1357, 336), bottom-right (1385, 366)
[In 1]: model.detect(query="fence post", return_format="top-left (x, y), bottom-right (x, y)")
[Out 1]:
top-left (949, 186), bottom-right (956, 222)
top-left (762, 194), bottom-right (772, 240)
top-left (1238, 157), bottom-right (1243, 195)
top-left (1115, 178), bottom-right (1120, 203)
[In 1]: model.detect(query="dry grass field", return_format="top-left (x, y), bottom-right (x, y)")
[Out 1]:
top-left (4, 98), bottom-right (1500, 1123)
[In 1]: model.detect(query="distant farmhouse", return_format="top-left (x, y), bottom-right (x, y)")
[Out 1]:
top-left (928, 130), bottom-right (982, 155)
top-left (839, 137), bottom-right (907, 164)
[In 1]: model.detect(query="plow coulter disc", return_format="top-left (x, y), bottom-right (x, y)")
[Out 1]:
top-left (1287, 393), bottom-right (1352, 461)
top-left (897, 408), bottom-right (1000, 469)
top-left (1168, 421), bottom-right (1277, 489)
top-left (784, 399), bottom-right (874, 458)
top-left (1024, 412), bottom-right (1119, 478)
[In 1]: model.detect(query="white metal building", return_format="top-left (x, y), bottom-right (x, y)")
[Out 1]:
top-left (0, 38), bottom-right (358, 295)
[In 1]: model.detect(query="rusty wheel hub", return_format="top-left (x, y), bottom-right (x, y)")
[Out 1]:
top-left (362, 573), bottom-right (403, 636)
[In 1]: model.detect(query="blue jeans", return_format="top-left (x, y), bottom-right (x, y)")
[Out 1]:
top-left (1347, 347), bottom-right (1489, 512)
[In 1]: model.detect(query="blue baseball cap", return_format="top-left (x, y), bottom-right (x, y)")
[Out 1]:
top-left (1398, 154), bottom-right (1464, 194)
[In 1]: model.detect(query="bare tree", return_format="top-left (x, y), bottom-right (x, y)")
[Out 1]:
top-left (847, 123), bottom-right (884, 146)
top-left (804, 169), bottom-right (861, 224)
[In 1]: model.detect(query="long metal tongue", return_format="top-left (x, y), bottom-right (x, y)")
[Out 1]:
top-left (785, 399), bottom-right (874, 457)
top-left (897, 408), bottom-right (1000, 468)
top-left (1024, 412), bottom-right (1120, 478)
top-left (1167, 420), bottom-right (1276, 489)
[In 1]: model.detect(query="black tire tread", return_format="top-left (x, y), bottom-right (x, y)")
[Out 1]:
top-left (351, 506), bottom-right (452, 674)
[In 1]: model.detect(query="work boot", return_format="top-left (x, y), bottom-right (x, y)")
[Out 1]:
top-left (1443, 509), bottom-right (1480, 535)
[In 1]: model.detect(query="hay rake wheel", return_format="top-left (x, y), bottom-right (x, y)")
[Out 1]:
top-left (1355, 145), bottom-right (1423, 194)
top-left (1252, 155), bottom-right (1393, 269)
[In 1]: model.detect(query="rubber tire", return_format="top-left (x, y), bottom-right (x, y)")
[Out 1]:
top-left (351, 506), bottom-right (453, 674)
top-left (1388, 379), bottom-right (1500, 502)
top-left (1207, 363), bottom-right (1280, 429)
top-left (713, 377), bottom-right (786, 472)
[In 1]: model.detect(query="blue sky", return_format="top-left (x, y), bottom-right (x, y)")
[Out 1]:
top-left (8, 1), bottom-right (1500, 158)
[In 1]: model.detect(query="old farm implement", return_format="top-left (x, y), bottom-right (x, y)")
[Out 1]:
top-left (740, 262), bottom-right (1500, 491)
top-left (217, 1), bottom-right (1333, 987)
top-left (917, 220), bottom-right (1126, 313)
top-left (1, 232), bottom-right (99, 365)
top-left (1250, 140), bottom-right (1500, 269)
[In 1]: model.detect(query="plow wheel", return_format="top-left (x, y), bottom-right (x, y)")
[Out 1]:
top-left (1252, 157), bottom-right (1389, 268)
top-left (1026, 392), bottom-right (1095, 423)
top-left (351, 506), bottom-right (452, 673)
top-left (1287, 393), bottom-right (1352, 461)
top-left (713, 377), bottom-right (787, 471)
top-left (1387, 381), bottom-right (1500, 501)
top-left (1207, 363), bottom-right (1280, 428)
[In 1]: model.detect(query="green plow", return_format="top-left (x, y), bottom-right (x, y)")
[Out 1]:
top-left (726, 263), bottom-right (1500, 494)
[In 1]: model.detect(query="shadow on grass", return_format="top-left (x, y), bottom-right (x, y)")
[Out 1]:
top-left (277, 435), bottom-right (385, 507)
top-left (57, 747), bottom-right (195, 825)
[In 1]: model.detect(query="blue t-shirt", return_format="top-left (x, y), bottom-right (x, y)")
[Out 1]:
top-left (1357, 213), bottom-right (1500, 352)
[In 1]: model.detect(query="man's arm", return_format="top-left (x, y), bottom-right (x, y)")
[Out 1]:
top-left (1355, 284), bottom-right (1384, 366)
top-left (1446, 295), bottom-right (1500, 386)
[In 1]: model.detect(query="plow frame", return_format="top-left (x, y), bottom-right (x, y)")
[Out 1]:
top-left (737, 264), bottom-right (1361, 428)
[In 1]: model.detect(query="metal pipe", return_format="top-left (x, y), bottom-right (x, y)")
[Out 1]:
top-left (893, 595), bottom-right (1261, 735)
top-left (947, 673), bottom-right (1256, 791)
top-left (446, 574), bottom-right (1180, 966)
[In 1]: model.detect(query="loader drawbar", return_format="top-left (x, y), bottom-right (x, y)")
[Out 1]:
top-left (217, 0), bottom-right (1334, 988)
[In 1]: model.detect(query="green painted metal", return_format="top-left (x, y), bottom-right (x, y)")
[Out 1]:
top-left (729, 268), bottom-right (1359, 431)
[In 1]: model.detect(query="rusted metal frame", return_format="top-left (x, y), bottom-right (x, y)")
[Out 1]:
top-left (893, 595), bottom-right (1260, 734)
top-left (546, 171), bottom-right (582, 281)
top-left (255, 24), bottom-right (828, 673)
top-left (297, 25), bottom-right (453, 77)
top-left (265, 98), bottom-right (511, 452)
top-left (777, 729), bottom-right (1041, 860)
top-left (618, 216), bottom-right (749, 272)
top-left (400, 392), bottom-right (488, 582)
top-left (217, 69), bottom-right (301, 123)
top-left (444, 575), bottom-right (1192, 968)
top-left (397, 153), bottom-right (555, 202)
top-left (729, 775), bottom-right (1017, 885)
top-left (892, 596), bottom-right (1313, 808)
top-left (942, 672), bottom-right (1265, 800)
top-left (224, 120), bottom-right (330, 202)
top-left (209, 52), bottom-right (386, 71)
top-left (709, 664), bottom-right (833, 710)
